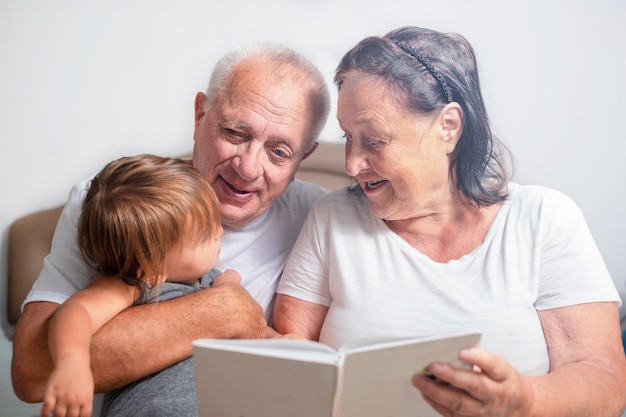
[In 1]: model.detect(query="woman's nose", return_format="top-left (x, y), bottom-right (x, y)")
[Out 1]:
top-left (344, 142), bottom-right (369, 177)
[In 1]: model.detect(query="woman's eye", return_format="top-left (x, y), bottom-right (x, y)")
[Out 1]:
top-left (367, 138), bottom-right (387, 151)
top-left (342, 133), bottom-right (352, 144)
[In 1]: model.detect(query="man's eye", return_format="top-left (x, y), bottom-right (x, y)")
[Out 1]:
top-left (341, 133), bottom-right (352, 144)
top-left (223, 128), bottom-right (246, 142)
top-left (271, 147), bottom-right (292, 160)
top-left (273, 149), bottom-right (287, 158)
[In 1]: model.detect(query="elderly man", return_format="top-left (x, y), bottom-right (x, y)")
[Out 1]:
top-left (12, 42), bottom-right (330, 413)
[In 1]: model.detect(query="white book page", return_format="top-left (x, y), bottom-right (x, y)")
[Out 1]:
top-left (193, 333), bottom-right (480, 417)
top-left (193, 337), bottom-right (339, 364)
top-left (338, 332), bottom-right (481, 417)
top-left (193, 340), bottom-right (338, 417)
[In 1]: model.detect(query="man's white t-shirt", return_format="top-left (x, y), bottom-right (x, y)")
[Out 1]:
top-left (277, 183), bottom-right (621, 375)
top-left (24, 176), bottom-right (327, 321)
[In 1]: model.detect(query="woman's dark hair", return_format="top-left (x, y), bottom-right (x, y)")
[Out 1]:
top-left (334, 26), bottom-right (510, 207)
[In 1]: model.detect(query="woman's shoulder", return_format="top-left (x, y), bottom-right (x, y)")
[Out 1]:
top-left (509, 182), bottom-right (574, 200)
top-left (507, 182), bottom-right (581, 216)
top-left (305, 187), bottom-right (384, 237)
top-left (308, 186), bottom-right (371, 221)
top-left (312, 186), bottom-right (365, 208)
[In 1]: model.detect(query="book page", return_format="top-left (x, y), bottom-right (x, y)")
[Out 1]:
top-left (193, 339), bottom-right (339, 417)
top-left (193, 338), bottom-right (339, 363)
top-left (338, 332), bottom-right (481, 417)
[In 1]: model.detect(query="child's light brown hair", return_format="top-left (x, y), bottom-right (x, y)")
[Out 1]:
top-left (78, 154), bottom-right (221, 288)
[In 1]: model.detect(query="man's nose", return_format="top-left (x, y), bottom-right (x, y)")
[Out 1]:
top-left (232, 141), bottom-right (264, 180)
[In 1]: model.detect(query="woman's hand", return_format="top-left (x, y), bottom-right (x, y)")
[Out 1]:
top-left (412, 347), bottom-right (533, 417)
top-left (413, 303), bottom-right (626, 417)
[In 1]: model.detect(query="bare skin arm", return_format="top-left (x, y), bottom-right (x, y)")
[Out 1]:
top-left (413, 302), bottom-right (626, 417)
top-left (12, 270), bottom-right (267, 402)
top-left (273, 294), bottom-right (329, 341)
top-left (41, 276), bottom-right (140, 417)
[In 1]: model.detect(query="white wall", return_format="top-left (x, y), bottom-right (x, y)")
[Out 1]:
top-left (2, 0), bottom-right (625, 333)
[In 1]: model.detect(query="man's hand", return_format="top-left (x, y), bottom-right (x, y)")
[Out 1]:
top-left (86, 268), bottom-right (267, 391)
top-left (208, 269), bottom-right (268, 339)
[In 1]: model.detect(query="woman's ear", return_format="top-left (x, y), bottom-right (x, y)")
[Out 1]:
top-left (439, 102), bottom-right (463, 153)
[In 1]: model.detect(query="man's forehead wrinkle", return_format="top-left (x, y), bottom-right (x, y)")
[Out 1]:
top-left (246, 90), bottom-right (303, 125)
top-left (220, 62), bottom-right (310, 148)
top-left (220, 99), bottom-right (297, 147)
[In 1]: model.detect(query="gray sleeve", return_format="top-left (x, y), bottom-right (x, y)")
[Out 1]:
top-left (101, 268), bottom-right (222, 417)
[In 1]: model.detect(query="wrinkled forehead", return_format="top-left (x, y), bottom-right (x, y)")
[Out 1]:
top-left (218, 61), bottom-right (316, 150)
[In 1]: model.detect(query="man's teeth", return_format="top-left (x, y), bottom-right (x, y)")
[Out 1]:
top-left (229, 183), bottom-right (249, 194)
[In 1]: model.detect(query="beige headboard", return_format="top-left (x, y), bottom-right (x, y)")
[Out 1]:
top-left (6, 141), bottom-right (349, 324)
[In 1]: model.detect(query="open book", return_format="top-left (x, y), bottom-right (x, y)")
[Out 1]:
top-left (192, 331), bottom-right (480, 417)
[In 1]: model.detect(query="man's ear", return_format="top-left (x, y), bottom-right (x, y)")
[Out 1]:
top-left (302, 141), bottom-right (319, 161)
top-left (193, 92), bottom-right (208, 140)
top-left (439, 102), bottom-right (463, 153)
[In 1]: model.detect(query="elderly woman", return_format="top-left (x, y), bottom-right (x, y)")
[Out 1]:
top-left (274, 26), bottom-right (626, 417)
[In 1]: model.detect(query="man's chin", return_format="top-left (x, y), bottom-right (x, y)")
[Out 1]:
top-left (220, 205), bottom-right (260, 229)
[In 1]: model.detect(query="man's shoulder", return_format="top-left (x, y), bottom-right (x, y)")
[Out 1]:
top-left (264, 180), bottom-right (329, 225)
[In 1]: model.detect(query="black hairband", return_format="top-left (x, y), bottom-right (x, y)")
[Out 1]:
top-left (390, 38), bottom-right (453, 103)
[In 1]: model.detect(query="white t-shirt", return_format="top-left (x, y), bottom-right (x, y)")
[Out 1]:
top-left (24, 176), bottom-right (327, 321)
top-left (277, 183), bottom-right (621, 375)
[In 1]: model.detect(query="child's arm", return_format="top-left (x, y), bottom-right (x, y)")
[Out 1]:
top-left (40, 275), bottom-right (142, 417)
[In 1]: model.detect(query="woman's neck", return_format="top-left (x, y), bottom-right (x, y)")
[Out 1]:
top-left (384, 201), bottom-right (501, 263)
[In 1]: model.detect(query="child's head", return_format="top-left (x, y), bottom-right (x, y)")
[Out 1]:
top-left (78, 154), bottom-right (222, 287)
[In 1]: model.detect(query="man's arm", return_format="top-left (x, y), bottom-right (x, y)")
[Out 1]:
top-left (12, 270), bottom-right (267, 402)
top-left (12, 301), bottom-right (57, 403)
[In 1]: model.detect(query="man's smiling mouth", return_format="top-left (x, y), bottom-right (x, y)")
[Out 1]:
top-left (220, 176), bottom-right (255, 196)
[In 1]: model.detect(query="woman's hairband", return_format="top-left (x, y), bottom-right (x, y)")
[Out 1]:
top-left (389, 38), bottom-right (453, 103)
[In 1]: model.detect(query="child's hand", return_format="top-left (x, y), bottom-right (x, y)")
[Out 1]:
top-left (41, 357), bottom-right (94, 417)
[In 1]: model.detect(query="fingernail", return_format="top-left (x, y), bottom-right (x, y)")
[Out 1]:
top-left (411, 374), bottom-right (426, 388)
top-left (459, 347), bottom-right (475, 360)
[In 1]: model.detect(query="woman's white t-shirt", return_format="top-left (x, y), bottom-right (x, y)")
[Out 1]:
top-left (277, 183), bottom-right (620, 375)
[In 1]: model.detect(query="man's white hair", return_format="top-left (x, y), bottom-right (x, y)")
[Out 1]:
top-left (204, 42), bottom-right (330, 144)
